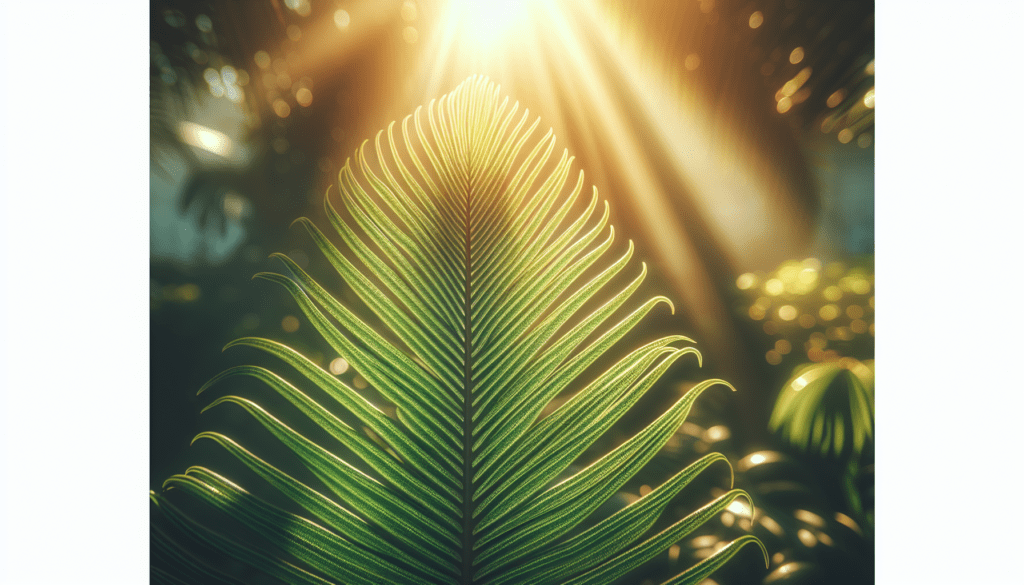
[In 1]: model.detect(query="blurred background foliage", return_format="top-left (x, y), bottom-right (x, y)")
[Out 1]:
top-left (151, 1), bottom-right (873, 583)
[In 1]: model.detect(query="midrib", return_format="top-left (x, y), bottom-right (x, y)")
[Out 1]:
top-left (460, 175), bottom-right (476, 584)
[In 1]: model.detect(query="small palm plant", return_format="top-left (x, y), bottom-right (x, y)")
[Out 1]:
top-left (769, 358), bottom-right (874, 519)
top-left (151, 75), bottom-right (766, 584)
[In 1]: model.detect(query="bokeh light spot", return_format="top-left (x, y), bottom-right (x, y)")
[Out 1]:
top-left (179, 121), bottom-right (234, 158)
top-left (795, 509), bottom-right (825, 527)
top-left (819, 304), bottom-right (840, 321)
top-left (254, 50), bottom-right (271, 69)
top-left (827, 89), bottom-right (845, 108)
top-left (736, 272), bottom-right (756, 290)
top-left (789, 47), bottom-right (804, 64)
top-left (329, 357), bottom-right (350, 375)
top-left (282, 315), bottom-right (300, 332)
top-left (749, 11), bottom-right (764, 28)
top-left (273, 99), bottom-right (291, 118)
top-left (334, 9), bottom-right (351, 29)
top-left (401, 1), bottom-right (418, 22)
top-left (863, 87), bottom-right (875, 108)
top-left (404, 26), bottom-right (419, 44)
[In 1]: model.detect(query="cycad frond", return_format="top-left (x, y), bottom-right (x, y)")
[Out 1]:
top-left (152, 75), bottom-right (766, 584)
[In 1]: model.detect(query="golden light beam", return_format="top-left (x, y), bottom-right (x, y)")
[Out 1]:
top-left (391, 0), bottom-right (818, 384)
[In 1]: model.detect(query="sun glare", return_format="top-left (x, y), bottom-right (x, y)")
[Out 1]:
top-left (447, 0), bottom-right (534, 51)
top-left (178, 121), bottom-right (233, 158)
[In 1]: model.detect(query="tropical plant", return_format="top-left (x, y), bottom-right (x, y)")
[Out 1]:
top-left (151, 75), bottom-right (766, 584)
top-left (768, 358), bottom-right (874, 517)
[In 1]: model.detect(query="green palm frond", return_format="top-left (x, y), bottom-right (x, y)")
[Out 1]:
top-left (152, 75), bottom-right (766, 584)
top-left (769, 358), bottom-right (875, 461)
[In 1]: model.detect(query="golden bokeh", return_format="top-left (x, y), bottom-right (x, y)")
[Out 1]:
top-left (281, 315), bottom-right (300, 333)
top-left (403, 26), bottom-right (419, 44)
top-left (178, 121), bottom-right (234, 158)
top-left (837, 128), bottom-right (853, 144)
top-left (705, 425), bottom-right (731, 442)
top-left (826, 89), bottom-right (846, 108)
top-left (766, 350), bottom-right (782, 365)
top-left (798, 314), bottom-right (816, 328)
top-left (736, 272), bottom-right (757, 290)
top-left (334, 9), bottom-right (351, 29)
top-left (749, 11), bottom-right (764, 29)
top-left (789, 46), bottom-right (804, 64)
top-left (794, 509), bottom-right (825, 527)
top-left (797, 528), bottom-right (817, 547)
top-left (835, 512), bottom-right (863, 535)
top-left (765, 278), bottom-right (784, 296)
top-left (273, 99), bottom-right (292, 118)
top-left (846, 305), bottom-right (864, 319)
top-left (254, 50), bottom-right (270, 69)
top-left (329, 357), bottom-right (350, 375)
top-left (823, 285), bottom-right (842, 301)
top-left (296, 87), bottom-right (313, 107)
top-left (760, 516), bottom-right (784, 537)
top-left (684, 54), bottom-right (701, 71)
top-left (818, 304), bottom-right (840, 321)
top-left (778, 305), bottom-right (797, 321)
top-left (863, 87), bottom-right (875, 108)
top-left (775, 339), bottom-right (792, 354)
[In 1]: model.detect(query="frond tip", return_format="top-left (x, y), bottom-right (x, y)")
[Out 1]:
top-left (152, 75), bottom-right (763, 584)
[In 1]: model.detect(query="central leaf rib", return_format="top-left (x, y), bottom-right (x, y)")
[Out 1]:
top-left (461, 178), bottom-right (476, 584)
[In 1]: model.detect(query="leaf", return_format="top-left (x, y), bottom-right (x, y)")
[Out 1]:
top-left (152, 75), bottom-right (762, 584)
top-left (769, 358), bottom-right (875, 461)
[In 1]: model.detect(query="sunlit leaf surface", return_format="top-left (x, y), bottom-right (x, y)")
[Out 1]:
top-left (152, 76), bottom-right (766, 584)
